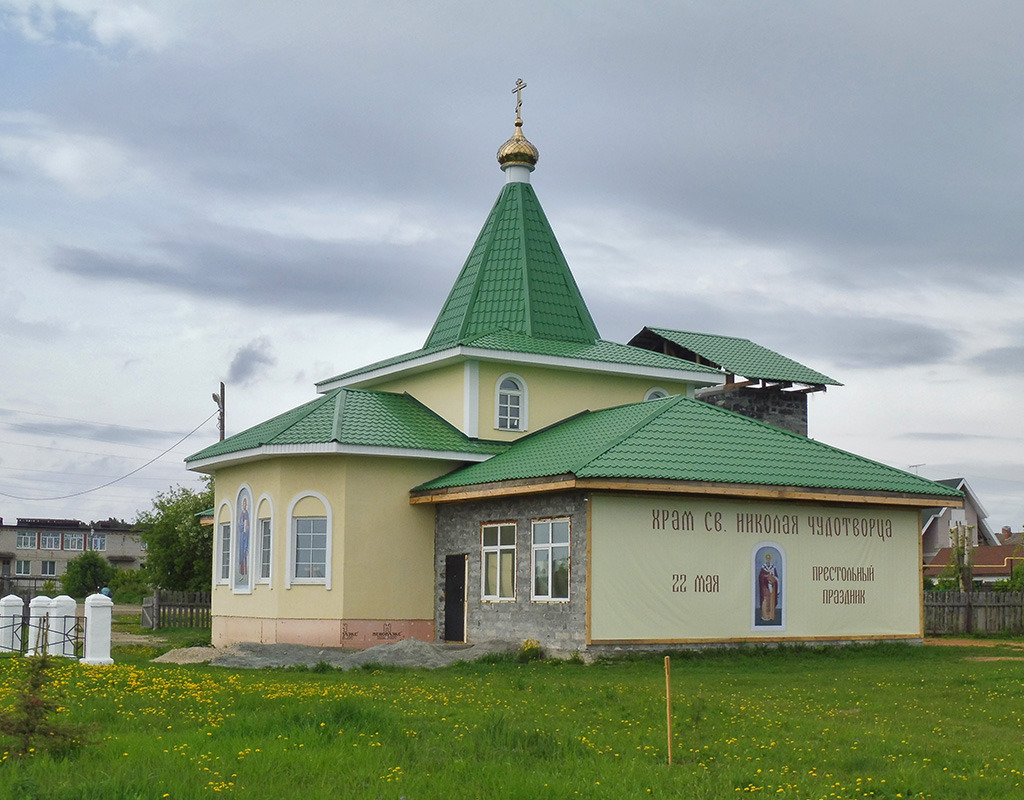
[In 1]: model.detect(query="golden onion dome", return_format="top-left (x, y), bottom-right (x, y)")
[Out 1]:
top-left (497, 118), bottom-right (539, 170)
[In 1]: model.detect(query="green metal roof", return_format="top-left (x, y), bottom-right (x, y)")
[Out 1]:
top-left (415, 395), bottom-right (961, 498)
top-left (465, 332), bottom-right (722, 374)
top-left (638, 328), bottom-right (841, 386)
top-left (186, 388), bottom-right (507, 463)
top-left (317, 331), bottom-right (722, 389)
top-left (423, 181), bottom-right (600, 347)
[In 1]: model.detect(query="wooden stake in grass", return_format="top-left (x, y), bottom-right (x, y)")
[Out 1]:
top-left (665, 655), bottom-right (673, 766)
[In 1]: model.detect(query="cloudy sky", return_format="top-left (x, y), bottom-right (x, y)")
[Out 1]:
top-left (1, 1), bottom-right (1022, 532)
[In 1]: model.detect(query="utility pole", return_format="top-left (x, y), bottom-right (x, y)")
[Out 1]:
top-left (212, 382), bottom-right (225, 441)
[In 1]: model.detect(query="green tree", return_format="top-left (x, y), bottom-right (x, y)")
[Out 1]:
top-left (60, 550), bottom-right (115, 597)
top-left (135, 478), bottom-right (215, 591)
top-left (940, 524), bottom-right (975, 593)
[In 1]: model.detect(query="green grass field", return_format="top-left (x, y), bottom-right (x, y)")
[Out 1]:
top-left (1, 641), bottom-right (1022, 799)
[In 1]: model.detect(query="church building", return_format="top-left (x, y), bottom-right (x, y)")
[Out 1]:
top-left (187, 93), bottom-right (961, 653)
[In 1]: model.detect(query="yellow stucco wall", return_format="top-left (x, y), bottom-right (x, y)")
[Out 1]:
top-left (340, 456), bottom-right (440, 618)
top-left (477, 361), bottom-right (692, 440)
top-left (211, 454), bottom-right (455, 628)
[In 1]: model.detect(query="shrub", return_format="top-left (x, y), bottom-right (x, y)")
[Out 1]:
top-left (108, 568), bottom-right (150, 604)
top-left (0, 652), bottom-right (90, 758)
top-left (60, 551), bottom-right (115, 597)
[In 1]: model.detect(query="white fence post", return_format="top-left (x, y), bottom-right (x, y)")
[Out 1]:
top-left (81, 592), bottom-right (114, 665)
top-left (0, 594), bottom-right (24, 653)
top-left (49, 595), bottom-right (78, 657)
top-left (28, 595), bottom-right (52, 655)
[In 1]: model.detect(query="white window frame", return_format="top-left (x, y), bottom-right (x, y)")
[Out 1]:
top-left (40, 532), bottom-right (61, 550)
top-left (286, 492), bottom-right (332, 590)
top-left (644, 387), bottom-right (670, 401)
top-left (257, 516), bottom-right (273, 584)
top-left (64, 532), bottom-right (84, 551)
top-left (216, 500), bottom-right (232, 585)
top-left (255, 494), bottom-right (274, 586)
top-left (532, 518), bottom-right (571, 602)
top-left (481, 522), bottom-right (516, 601)
top-left (495, 373), bottom-right (528, 432)
top-left (16, 531), bottom-right (36, 549)
top-left (89, 532), bottom-right (107, 551)
top-left (41, 560), bottom-right (56, 577)
top-left (15, 560), bottom-right (30, 576)
top-left (217, 523), bottom-right (231, 584)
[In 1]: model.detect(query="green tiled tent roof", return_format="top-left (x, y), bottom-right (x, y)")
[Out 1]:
top-left (424, 181), bottom-right (600, 347)
top-left (415, 395), bottom-right (960, 498)
top-left (640, 328), bottom-right (841, 386)
top-left (187, 389), bottom-right (507, 463)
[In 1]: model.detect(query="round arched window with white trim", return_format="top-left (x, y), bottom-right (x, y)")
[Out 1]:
top-left (495, 374), bottom-right (528, 431)
top-left (644, 387), bottom-right (670, 401)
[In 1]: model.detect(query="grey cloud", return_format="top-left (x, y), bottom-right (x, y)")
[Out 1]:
top-left (228, 337), bottom-right (276, 386)
top-left (898, 431), bottom-right (1004, 443)
top-left (0, 416), bottom-right (184, 448)
top-left (969, 345), bottom-right (1024, 376)
top-left (53, 229), bottom-right (456, 326)
top-left (796, 316), bottom-right (957, 370)
top-left (589, 285), bottom-right (956, 371)
top-left (35, 1), bottom-right (1024, 287)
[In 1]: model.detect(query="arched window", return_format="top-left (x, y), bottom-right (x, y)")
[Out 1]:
top-left (495, 374), bottom-right (527, 431)
top-left (216, 501), bottom-right (232, 586)
top-left (255, 496), bottom-right (273, 585)
top-left (286, 492), bottom-right (332, 589)
top-left (644, 387), bottom-right (669, 401)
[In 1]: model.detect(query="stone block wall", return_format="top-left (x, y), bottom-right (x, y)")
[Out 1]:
top-left (695, 385), bottom-right (808, 436)
top-left (434, 491), bottom-right (588, 652)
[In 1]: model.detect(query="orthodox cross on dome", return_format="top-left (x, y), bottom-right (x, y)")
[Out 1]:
top-left (496, 78), bottom-right (539, 175)
top-left (512, 78), bottom-right (527, 121)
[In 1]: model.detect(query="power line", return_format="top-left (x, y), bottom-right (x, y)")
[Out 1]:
top-left (0, 410), bottom-right (218, 502)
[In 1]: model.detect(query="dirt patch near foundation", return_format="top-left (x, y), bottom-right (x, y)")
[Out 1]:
top-left (924, 638), bottom-right (1024, 649)
top-left (152, 638), bottom-right (523, 669)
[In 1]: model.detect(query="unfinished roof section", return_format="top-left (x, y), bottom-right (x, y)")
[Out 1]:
top-left (629, 327), bottom-right (841, 393)
top-left (413, 394), bottom-right (961, 507)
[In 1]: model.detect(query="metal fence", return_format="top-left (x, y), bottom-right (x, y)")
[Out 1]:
top-left (0, 613), bottom-right (85, 657)
top-left (142, 590), bottom-right (211, 630)
top-left (0, 575), bottom-right (56, 602)
top-left (924, 591), bottom-right (1024, 635)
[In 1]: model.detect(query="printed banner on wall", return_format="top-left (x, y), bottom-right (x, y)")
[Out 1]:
top-left (588, 494), bottom-right (921, 643)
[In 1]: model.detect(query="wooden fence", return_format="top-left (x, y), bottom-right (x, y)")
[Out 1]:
top-left (142, 590), bottom-right (211, 630)
top-left (924, 591), bottom-right (1024, 635)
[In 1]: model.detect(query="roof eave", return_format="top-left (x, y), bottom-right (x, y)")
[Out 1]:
top-left (316, 343), bottom-right (725, 392)
top-left (460, 346), bottom-right (724, 384)
top-left (411, 474), bottom-right (966, 507)
top-left (316, 348), bottom-right (465, 392)
top-left (187, 442), bottom-right (496, 473)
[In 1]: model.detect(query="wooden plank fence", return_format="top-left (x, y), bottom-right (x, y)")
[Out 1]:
top-left (924, 591), bottom-right (1024, 635)
top-left (142, 590), bottom-right (211, 630)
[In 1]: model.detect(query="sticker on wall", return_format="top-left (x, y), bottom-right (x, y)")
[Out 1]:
top-left (752, 543), bottom-right (784, 630)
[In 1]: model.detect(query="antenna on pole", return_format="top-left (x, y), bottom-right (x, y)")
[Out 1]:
top-left (212, 382), bottom-right (225, 441)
